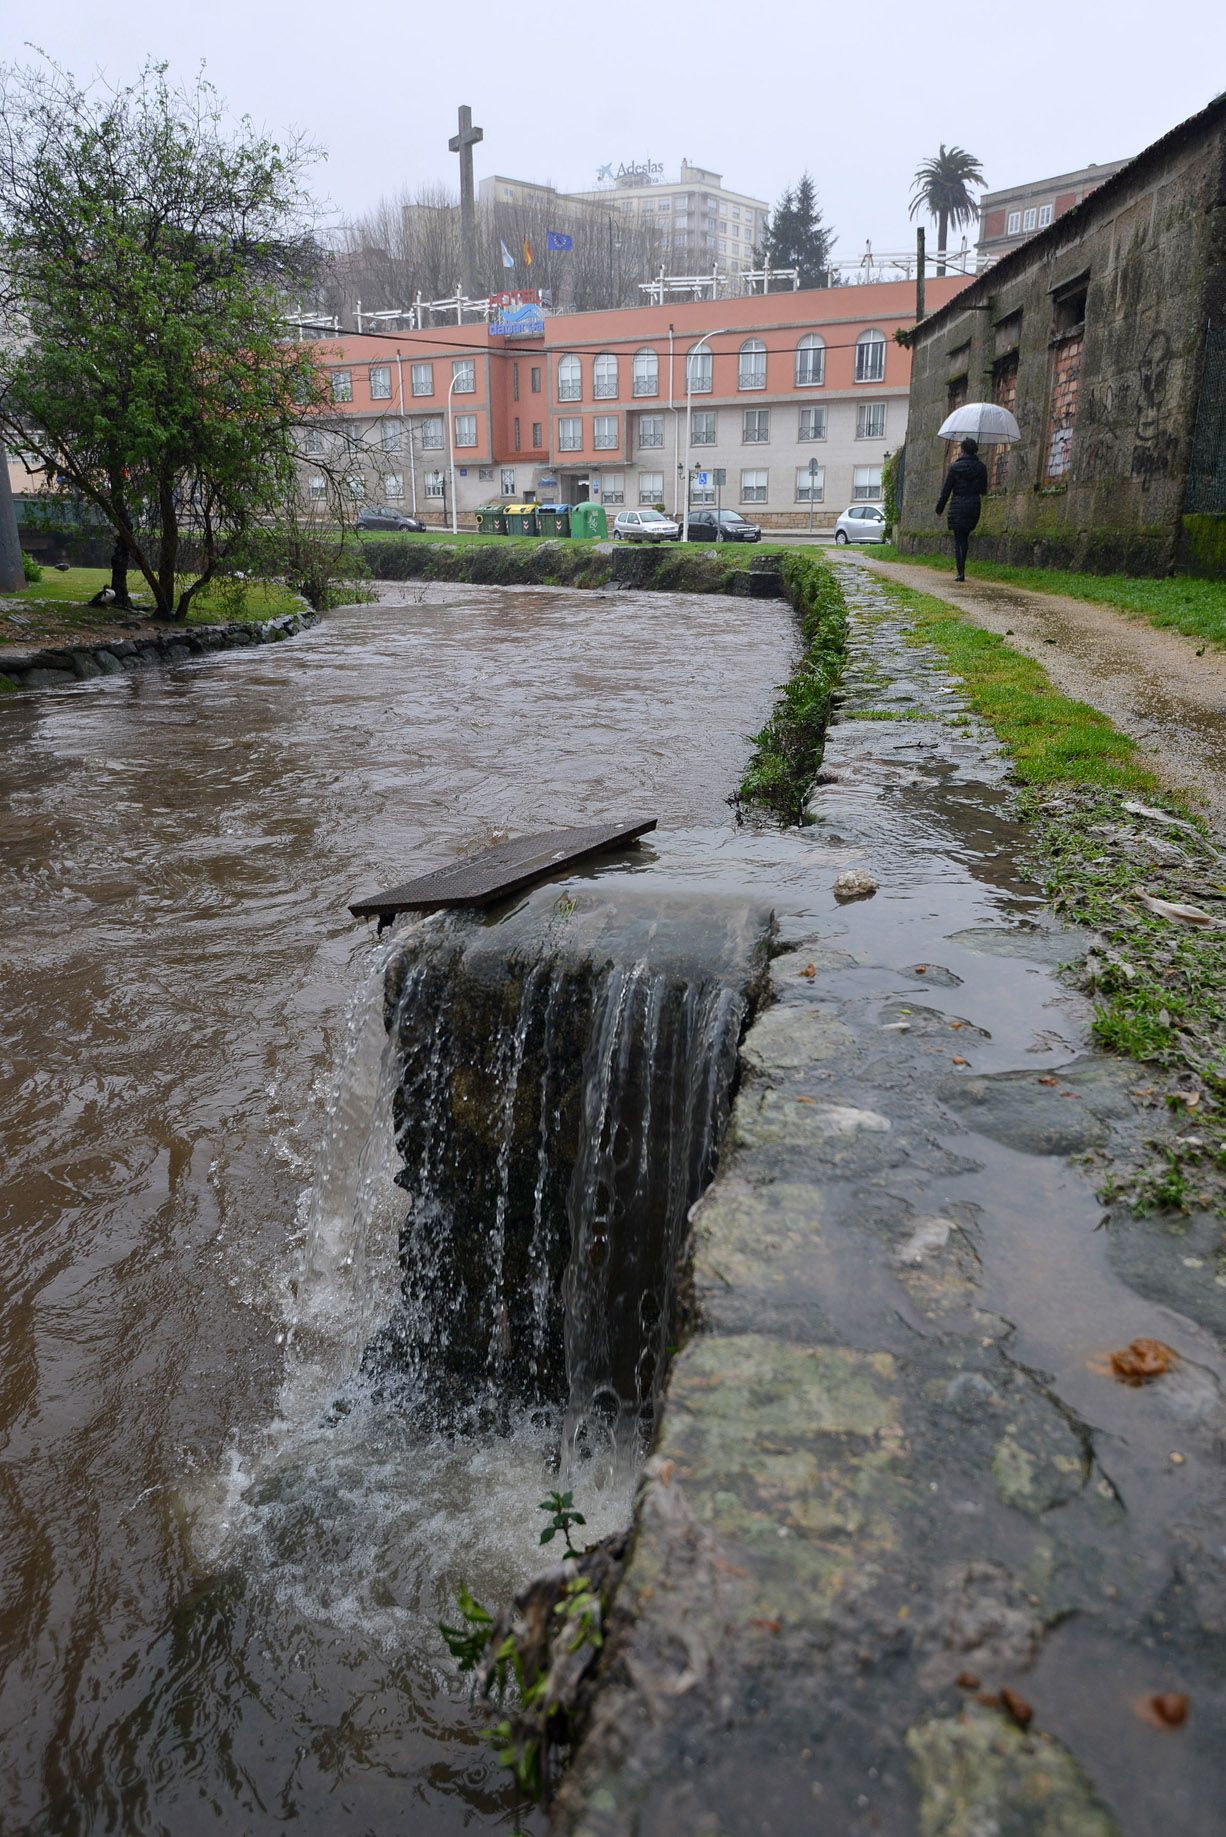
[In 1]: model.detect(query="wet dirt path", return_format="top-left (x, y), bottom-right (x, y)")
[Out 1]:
top-left (860, 555), bottom-right (1226, 828)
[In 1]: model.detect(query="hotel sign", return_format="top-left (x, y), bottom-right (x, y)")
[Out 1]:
top-left (488, 289), bottom-right (545, 338)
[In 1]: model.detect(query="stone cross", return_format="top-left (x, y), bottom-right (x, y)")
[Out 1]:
top-left (448, 104), bottom-right (484, 296)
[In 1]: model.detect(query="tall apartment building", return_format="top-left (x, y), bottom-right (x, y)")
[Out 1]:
top-left (976, 159), bottom-right (1131, 264)
top-left (479, 161), bottom-right (770, 276)
top-left (296, 278), bottom-right (969, 531)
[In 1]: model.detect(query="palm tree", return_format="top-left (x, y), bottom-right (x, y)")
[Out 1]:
top-left (909, 145), bottom-right (986, 276)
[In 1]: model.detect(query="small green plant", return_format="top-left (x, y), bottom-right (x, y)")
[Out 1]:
top-left (538, 1490), bottom-right (586, 1556)
top-left (21, 550), bottom-right (42, 583)
top-left (555, 1575), bottom-right (603, 1654)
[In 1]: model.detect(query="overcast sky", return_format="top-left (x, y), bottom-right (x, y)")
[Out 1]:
top-left (17, 1), bottom-right (1226, 266)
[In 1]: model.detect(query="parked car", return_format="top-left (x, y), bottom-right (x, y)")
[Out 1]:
top-left (833, 504), bottom-right (887, 545)
top-left (612, 508), bottom-right (681, 542)
top-left (686, 509), bottom-right (762, 543)
top-left (355, 506), bottom-right (427, 533)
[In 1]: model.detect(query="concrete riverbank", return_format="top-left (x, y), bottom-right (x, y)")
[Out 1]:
top-left (557, 563), bottom-right (1225, 1836)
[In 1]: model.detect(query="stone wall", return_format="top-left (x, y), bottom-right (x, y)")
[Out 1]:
top-left (0, 611), bottom-right (316, 691)
top-left (899, 101), bottom-right (1226, 576)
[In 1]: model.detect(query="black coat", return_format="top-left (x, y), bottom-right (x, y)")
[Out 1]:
top-left (936, 453), bottom-right (989, 531)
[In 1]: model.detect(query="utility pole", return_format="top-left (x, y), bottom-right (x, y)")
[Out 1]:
top-left (0, 443), bottom-right (24, 593)
top-left (916, 227), bottom-right (926, 325)
top-left (448, 105), bottom-right (484, 298)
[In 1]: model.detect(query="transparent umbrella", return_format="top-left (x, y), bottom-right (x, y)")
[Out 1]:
top-left (937, 402), bottom-right (1021, 445)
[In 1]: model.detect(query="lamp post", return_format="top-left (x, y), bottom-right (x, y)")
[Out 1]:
top-left (682, 328), bottom-right (729, 544)
top-left (446, 366), bottom-right (463, 534)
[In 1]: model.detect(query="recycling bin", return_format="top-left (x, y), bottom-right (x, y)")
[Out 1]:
top-left (475, 505), bottom-right (508, 535)
top-left (570, 502), bottom-right (607, 539)
top-left (536, 505), bottom-right (572, 537)
top-left (505, 504), bottom-right (539, 536)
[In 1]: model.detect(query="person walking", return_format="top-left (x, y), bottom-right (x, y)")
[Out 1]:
top-left (935, 437), bottom-right (989, 581)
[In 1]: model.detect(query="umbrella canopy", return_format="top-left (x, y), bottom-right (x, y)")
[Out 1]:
top-left (937, 402), bottom-right (1021, 445)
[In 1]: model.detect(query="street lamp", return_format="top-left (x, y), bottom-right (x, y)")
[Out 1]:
top-left (446, 364), bottom-right (465, 534)
top-left (682, 328), bottom-right (730, 544)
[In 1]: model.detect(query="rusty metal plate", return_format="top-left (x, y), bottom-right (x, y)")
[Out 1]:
top-left (349, 818), bottom-right (657, 920)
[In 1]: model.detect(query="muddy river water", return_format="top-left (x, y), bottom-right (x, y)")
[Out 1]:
top-left (0, 583), bottom-right (796, 1835)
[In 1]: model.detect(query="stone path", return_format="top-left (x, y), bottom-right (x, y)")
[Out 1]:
top-left (858, 554), bottom-right (1226, 828)
top-left (558, 563), bottom-right (1225, 1837)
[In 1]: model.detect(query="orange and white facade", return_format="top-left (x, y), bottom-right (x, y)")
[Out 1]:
top-left (297, 279), bottom-right (968, 529)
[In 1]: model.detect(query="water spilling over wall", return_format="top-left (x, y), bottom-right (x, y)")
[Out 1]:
top-left (372, 884), bottom-right (774, 1463)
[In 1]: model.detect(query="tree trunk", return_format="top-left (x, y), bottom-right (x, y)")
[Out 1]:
top-left (0, 442), bottom-right (25, 593)
top-left (154, 475), bottom-right (181, 619)
top-left (937, 210), bottom-right (948, 278)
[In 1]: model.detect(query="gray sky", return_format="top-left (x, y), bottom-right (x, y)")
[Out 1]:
top-left (19, 1), bottom-right (1226, 262)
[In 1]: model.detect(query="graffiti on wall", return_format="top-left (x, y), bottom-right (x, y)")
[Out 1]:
top-left (1131, 330), bottom-right (1177, 490)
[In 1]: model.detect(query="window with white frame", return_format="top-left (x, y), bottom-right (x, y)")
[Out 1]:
top-left (331, 369), bottom-right (353, 403)
top-left (421, 416), bottom-right (444, 448)
top-left (369, 364), bottom-right (391, 400)
top-left (411, 361), bottom-right (433, 397)
top-left (593, 415), bottom-right (618, 449)
top-left (303, 426), bottom-right (323, 454)
top-left (452, 359), bottom-right (476, 393)
top-left (346, 472), bottom-right (364, 498)
top-left (384, 473), bottom-right (404, 498)
top-left (691, 410), bottom-right (716, 445)
top-left (425, 469), bottom-right (445, 498)
top-left (602, 472), bottom-right (626, 505)
top-left (795, 333), bottom-right (825, 387)
top-left (738, 338), bottom-right (766, 390)
top-left (854, 330), bottom-right (886, 383)
top-left (686, 346), bottom-right (712, 392)
top-left (308, 474), bottom-right (327, 500)
top-left (593, 353), bottom-right (618, 399)
top-left (856, 402), bottom-right (887, 439)
top-left (557, 355), bottom-right (581, 401)
top-left (853, 464), bottom-right (883, 500)
top-left (500, 467), bottom-right (516, 495)
top-left (558, 416), bottom-right (582, 450)
top-left (454, 414), bottom-right (477, 447)
top-left (1038, 202), bottom-right (1052, 228)
top-left (795, 465), bottom-right (824, 501)
top-left (742, 407), bottom-right (770, 444)
top-left (633, 349), bottom-right (659, 396)
top-left (799, 405), bottom-right (827, 441)
top-left (1022, 206), bottom-right (1037, 232)
top-left (638, 471), bottom-right (664, 503)
top-left (1006, 210), bottom-right (1022, 235)
top-left (638, 414), bottom-right (664, 448)
top-left (690, 478), bottom-right (715, 504)
top-left (381, 420), bottom-right (402, 451)
top-left (740, 468), bottom-right (768, 502)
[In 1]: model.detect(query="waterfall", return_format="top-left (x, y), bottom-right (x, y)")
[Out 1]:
top-left (370, 883), bottom-right (773, 1471)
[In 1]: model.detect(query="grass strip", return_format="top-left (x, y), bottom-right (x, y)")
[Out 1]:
top-left (874, 546), bottom-right (1226, 650)
top-left (1, 566), bottom-right (304, 645)
top-left (738, 552), bottom-right (848, 824)
top-left (874, 574), bottom-right (1225, 1217)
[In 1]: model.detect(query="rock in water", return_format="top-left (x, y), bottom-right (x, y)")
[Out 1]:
top-left (833, 868), bottom-right (878, 901)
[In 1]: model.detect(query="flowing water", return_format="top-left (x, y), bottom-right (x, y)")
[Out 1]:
top-left (0, 583), bottom-right (796, 1835)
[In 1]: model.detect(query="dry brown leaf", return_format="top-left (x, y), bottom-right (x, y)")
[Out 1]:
top-left (956, 1671), bottom-right (980, 1690)
top-left (750, 1617), bottom-right (782, 1634)
top-left (1038, 1075), bottom-right (1059, 1086)
top-left (1109, 1338), bottom-right (1176, 1385)
top-left (952, 1056), bottom-right (969, 1066)
top-left (799, 963), bottom-right (817, 979)
top-left (1000, 1687), bottom-right (1034, 1729)
top-left (1135, 1692), bottom-right (1189, 1729)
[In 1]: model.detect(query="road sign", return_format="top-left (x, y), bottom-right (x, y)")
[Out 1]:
top-left (696, 471), bottom-right (709, 488)
top-left (713, 468), bottom-right (726, 486)
top-left (808, 457), bottom-right (819, 477)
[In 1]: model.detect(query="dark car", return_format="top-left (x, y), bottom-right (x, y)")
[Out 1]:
top-left (686, 509), bottom-right (762, 542)
top-left (355, 506), bottom-right (426, 533)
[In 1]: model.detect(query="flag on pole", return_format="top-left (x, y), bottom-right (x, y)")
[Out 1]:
top-left (499, 240), bottom-right (515, 269)
top-left (522, 236), bottom-right (534, 267)
top-left (546, 230), bottom-right (573, 252)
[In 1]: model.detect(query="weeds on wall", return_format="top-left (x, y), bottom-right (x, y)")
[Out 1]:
top-left (737, 552), bottom-right (849, 824)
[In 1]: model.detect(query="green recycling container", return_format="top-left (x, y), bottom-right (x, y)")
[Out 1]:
top-left (505, 504), bottom-right (539, 536)
top-left (536, 504), bottom-right (572, 537)
top-left (570, 502), bottom-right (607, 539)
top-left (475, 505), bottom-right (508, 535)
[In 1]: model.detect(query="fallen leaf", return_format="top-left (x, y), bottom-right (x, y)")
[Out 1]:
top-left (796, 1096), bottom-right (817, 1106)
top-left (956, 1671), bottom-right (980, 1690)
top-left (799, 963), bottom-right (817, 979)
top-left (1038, 1075), bottom-right (1058, 1086)
top-left (750, 1617), bottom-right (782, 1634)
top-left (1000, 1687), bottom-right (1034, 1729)
top-left (1135, 1692), bottom-right (1189, 1729)
top-left (1122, 798), bottom-right (1208, 843)
top-left (1138, 891), bottom-right (1223, 929)
top-left (952, 1056), bottom-right (969, 1066)
top-left (1109, 1337), bottom-right (1176, 1385)
top-left (975, 1691), bottom-right (1001, 1709)
top-left (914, 964), bottom-right (927, 974)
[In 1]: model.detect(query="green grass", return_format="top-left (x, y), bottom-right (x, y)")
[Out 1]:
top-left (356, 528), bottom-right (787, 571)
top-left (869, 569), bottom-right (1225, 1214)
top-left (1, 566), bottom-right (304, 638)
top-left (738, 552), bottom-right (848, 823)
top-left (873, 546), bottom-right (1226, 650)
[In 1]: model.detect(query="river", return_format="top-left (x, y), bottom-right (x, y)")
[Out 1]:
top-left (0, 582), bottom-right (796, 1835)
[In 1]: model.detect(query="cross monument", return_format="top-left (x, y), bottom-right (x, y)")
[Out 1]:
top-left (448, 104), bottom-right (484, 296)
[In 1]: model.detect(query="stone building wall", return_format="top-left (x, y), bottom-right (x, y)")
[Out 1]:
top-left (900, 98), bottom-right (1226, 576)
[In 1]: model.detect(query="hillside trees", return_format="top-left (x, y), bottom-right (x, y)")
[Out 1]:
top-left (0, 57), bottom-right (331, 618)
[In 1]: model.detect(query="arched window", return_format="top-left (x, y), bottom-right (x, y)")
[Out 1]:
top-left (632, 348), bottom-right (659, 397)
top-left (593, 353), bottom-right (618, 399)
top-left (557, 355), bottom-right (581, 401)
top-left (854, 329), bottom-right (886, 384)
top-left (738, 338), bottom-right (766, 390)
top-left (686, 345), bottom-right (712, 393)
top-left (795, 333), bottom-right (825, 388)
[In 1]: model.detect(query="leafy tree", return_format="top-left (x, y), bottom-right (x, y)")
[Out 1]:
top-left (908, 144), bottom-right (986, 275)
top-left (0, 57), bottom-right (329, 618)
top-left (756, 174), bottom-right (834, 289)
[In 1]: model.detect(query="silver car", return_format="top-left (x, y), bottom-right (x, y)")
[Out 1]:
top-left (613, 508), bottom-right (681, 542)
top-left (833, 504), bottom-right (887, 544)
